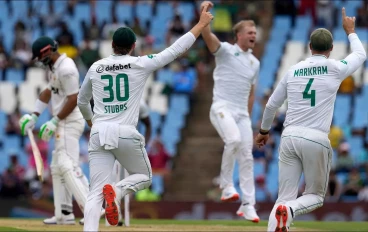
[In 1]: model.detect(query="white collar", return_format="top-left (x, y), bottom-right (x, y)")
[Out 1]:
top-left (53, 54), bottom-right (67, 69)
top-left (234, 43), bottom-right (252, 54)
top-left (310, 54), bottom-right (328, 59)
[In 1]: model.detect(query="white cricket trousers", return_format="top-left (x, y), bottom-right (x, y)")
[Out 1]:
top-left (267, 126), bottom-right (332, 231)
top-left (210, 101), bottom-right (255, 205)
top-left (50, 118), bottom-right (88, 216)
top-left (84, 124), bottom-right (152, 232)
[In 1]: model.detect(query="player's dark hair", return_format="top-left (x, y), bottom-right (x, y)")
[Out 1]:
top-left (112, 43), bottom-right (133, 55)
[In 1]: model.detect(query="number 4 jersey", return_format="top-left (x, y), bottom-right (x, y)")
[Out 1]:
top-left (261, 33), bottom-right (366, 133)
top-left (77, 32), bottom-right (196, 127)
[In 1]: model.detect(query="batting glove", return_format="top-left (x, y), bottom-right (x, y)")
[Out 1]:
top-left (39, 117), bottom-right (60, 141)
top-left (19, 114), bottom-right (38, 136)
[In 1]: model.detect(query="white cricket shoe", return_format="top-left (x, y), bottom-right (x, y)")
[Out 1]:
top-left (273, 204), bottom-right (293, 232)
top-left (237, 204), bottom-right (260, 223)
top-left (78, 218), bottom-right (84, 225)
top-left (43, 213), bottom-right (76, 225)
top-left (221, 185), bottom-right (240, 202)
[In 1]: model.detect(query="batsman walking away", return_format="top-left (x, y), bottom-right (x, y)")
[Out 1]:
top-left (255, 8), bottom-right (366, 232)
top-left (18, 36), bottom-right (103, 225)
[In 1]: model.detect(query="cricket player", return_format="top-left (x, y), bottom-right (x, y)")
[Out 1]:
top-left (200, 1), bottom-right (260, 222)
top-left (18, 36), bottom-right (90, 225)
top-left (255, 8), bottom-right (366, 231)
top-left (78, 6), bottom-right (213, 231)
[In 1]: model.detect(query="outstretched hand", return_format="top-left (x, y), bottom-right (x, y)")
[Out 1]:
top-left (200, 1), bottom-right (214, 12)
top-left (198, 3), bottom-right (214, 27)
top-left (342, 7), bottom-right (355, 35)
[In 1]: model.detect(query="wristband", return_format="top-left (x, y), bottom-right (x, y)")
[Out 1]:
top-left (35, 99), bottom-right (48, 114)
top-left (31, 113), bottom-right (38, 121)
top-left (51, 116), bottom-right (60, 125)
top-left (259, 129), bottom-right (269, 135)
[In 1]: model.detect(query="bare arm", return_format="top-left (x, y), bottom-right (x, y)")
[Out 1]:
top-left (56, 93), bottom-right (78, 120)
top-left (248, 85), bottom-right (255, 116)
top-left (200, 1), bottom-right (221, 53)
top-left (201, 25), bottom-right (221, 53)
top-left (141, 117), bottom-right (151, 143)
top-left (33, 89), bottom-right (51, 116)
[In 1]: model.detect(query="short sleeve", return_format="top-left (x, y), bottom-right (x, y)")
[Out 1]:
top-left (213, 42), bottom-right (231, 57)
top-left (60, 68), bottom-right (80, 96)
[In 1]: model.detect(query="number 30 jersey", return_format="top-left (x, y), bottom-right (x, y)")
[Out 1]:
top-left (261, 33), bottom-right (366, 134)
top-left (77, 32), bottom-right (196, 127)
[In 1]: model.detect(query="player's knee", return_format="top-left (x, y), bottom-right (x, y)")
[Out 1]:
top-left (50, 163), bottom-right (59, 175)
top-left (57, 154), bottom-right (74, 175)
top-left (317, 195), bottom-right (324, 207)
top-left (225, 138), bottom-right (242, 152)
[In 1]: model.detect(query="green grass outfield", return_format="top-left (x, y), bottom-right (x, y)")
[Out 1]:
top-left (0, 219), bottom-right (367, 231)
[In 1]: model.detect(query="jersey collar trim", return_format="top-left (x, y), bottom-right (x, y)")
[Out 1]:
top-left (53, 54), bottom-right (67, 69)
top-left (234, 43), bottom-right (252, 54)
top-left (311, 54), bottom-right (327, 59)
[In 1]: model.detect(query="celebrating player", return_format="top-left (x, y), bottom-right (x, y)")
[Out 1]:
top-left (199, 1), bottom-right (260, 222)
top-left (255, 8), bottom-right (366, 231)
top-left (18, 37), bottom-right (90, 225)
top-left (78, 5), bottom-right (213, 231)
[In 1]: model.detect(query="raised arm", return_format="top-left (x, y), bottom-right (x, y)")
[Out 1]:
top-left (200, 1), bottom-right (221, 53)
top-left (338, 7), bottom-right (367, 80)
top-left (141, 4), bottom-right (213, 72)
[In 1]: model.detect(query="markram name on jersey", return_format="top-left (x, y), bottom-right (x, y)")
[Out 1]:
top-left (261, 33), bottom-right (366, 134)
top-left (293, 66), bottom-right (328, 77)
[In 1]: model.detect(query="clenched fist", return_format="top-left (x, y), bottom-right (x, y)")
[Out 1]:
top-left (19, 114), bottom-right (38, 136)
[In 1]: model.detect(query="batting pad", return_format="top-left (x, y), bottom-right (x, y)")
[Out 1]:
top-left (63, 168), bottom-right (89, 212)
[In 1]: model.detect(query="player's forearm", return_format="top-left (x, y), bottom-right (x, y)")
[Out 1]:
top-left (248, 86), bottom-right (255, 116)
top-left (154, 32), bottom-right (196, 68)
top-left (346, 33), bottom-right (366, 66)
top-left (248, 95), bottom-right (254, 117)
top-left (141, 117), bottom-right (151, 142)
top-left (34, 89), bottom-right (51, 116)
top-left (260, 104), bottom-right (278, 131)
top-left (56, 94), bottom-right (78, 120)
top-left (77, 100), bottom-right (93, 121)
top-left (201, 25), bottom-right (221, 53)
top-left (190, 21), bottom-right (210, 38)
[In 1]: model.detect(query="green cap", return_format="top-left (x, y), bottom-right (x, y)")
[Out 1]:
top-left (112, 27), bottom-right (136, 48)
top-left (32, 36), bottom-right (56, 60)
top-left (310, 28), bottom-right (333, 52)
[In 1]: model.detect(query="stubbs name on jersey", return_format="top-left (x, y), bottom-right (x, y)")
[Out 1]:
top-left (105, 103), bottom-right (127, 114)
top-left (294, 66), bottom-right (328, 77)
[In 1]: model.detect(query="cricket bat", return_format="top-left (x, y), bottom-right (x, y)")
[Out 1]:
top-left (27, 128), bottom-right (44, 182)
